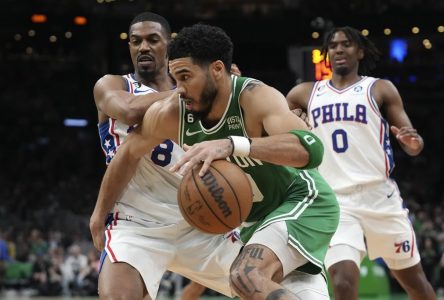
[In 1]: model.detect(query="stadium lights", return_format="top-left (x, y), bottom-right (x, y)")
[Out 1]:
top-left (31, 14), bottom-right (47, 23)
top-left (74, 16), bottom-right (87, 26)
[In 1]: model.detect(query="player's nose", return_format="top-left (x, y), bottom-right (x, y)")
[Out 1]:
top-left (139, 39), bottom-right (151, 52)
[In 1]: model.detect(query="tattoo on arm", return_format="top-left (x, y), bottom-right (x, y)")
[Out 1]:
top-left (235, 264), bottom-right (261, 295)
top-left (244, 80), bottom-right (263, 92)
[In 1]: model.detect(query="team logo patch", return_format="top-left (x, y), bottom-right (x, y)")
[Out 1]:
top-left (353, 86), bottom-right (363, 92)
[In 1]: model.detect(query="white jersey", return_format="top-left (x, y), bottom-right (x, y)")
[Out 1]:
top-left (308, 76), bottom-right (395, 192)
top-left (98, 73), bottom-right (184, 223)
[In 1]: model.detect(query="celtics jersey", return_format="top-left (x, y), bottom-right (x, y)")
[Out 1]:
top-left (179, 76), bottom-right (313, 222)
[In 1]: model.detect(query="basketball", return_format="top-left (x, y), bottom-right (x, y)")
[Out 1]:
top-left (178, 159), bottom-right (253, 234)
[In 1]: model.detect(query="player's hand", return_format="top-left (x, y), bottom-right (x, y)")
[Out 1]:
top-left (292, 108), bottom-right (311, 129)
top-left (90, 213), bottom-right (106, 251)
top-left (391, 126), bottom-right (422, 152)
top-left (170, 139), bottom-right (233, 177)
top-left (230, 63), bottom-right (242, 76)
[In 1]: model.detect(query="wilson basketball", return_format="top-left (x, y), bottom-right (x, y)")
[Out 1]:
top-left (178, 159), bottom-right (253, 234)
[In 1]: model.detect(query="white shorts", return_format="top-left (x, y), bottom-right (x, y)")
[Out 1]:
top-left (247, 221), bottom-right (309, 277)
top-left (247, 222), bottom-right (329, 298)
top-left (324, 180), bottom-right (420, 270)
top-left (104, 214), bottom-right (242, 299)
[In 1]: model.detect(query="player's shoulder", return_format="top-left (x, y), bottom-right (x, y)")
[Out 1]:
top-left (286, 81), bottom-right (315, 109)
top-left (94, 74), bottom-right (127, 90)
top-left (371, 78), bottom-right (399, 96)
top-left (288, 81), bottom-right (315, 95)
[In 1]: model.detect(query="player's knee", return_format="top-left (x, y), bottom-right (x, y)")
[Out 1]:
top-left (229, 265), bottom-right (262, 298)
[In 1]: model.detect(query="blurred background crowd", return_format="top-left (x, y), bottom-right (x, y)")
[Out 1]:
top-left (1, 0), bottom-right (444, 298)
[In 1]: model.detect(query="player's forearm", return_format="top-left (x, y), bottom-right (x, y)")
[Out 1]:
top-left (92, 149), bottom-right (140, 219)
top-left (126, 90), bottom-right (175, 124)
top-left (248, 134), bottom-right (310, 168)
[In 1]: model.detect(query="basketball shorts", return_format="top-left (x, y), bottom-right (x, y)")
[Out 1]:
top-left (240, 169), bottom-right (340, 275)
top-left (324, 179), bottom-right (420, 270)
top-left (103, 213), bottom-right (242, 299)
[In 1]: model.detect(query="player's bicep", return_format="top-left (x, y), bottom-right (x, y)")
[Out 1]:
top-left (258, 88), bottom-right (309, 135)
top-left (376, 80), bottom-right (413, 128)
top-left (263, 110), bottom-right (309, 135)
top-left (93, 75), bottom-right (129, 118)
top-left (286, 82), bottom-right (314, 110)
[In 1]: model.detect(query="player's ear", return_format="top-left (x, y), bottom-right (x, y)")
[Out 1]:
top-left (212, 60), bottom-right (225, 79)
top-left (358, 48), bottom-right (364, 60)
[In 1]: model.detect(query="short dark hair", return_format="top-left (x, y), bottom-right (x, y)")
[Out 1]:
top-left (168, 23), bottom-right (233, 72)
top-left (128, 12), bottom-right (171, 39)
top-left (322, 26), bottom-right (381, 75)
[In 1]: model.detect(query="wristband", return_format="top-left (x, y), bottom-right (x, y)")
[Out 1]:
top-left (288, 130), bottom-right (324, 169)
top-left (228, 136), bottom-right (251, 157)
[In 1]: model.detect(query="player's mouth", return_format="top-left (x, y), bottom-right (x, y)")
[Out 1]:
top-left (180, 95), bottom-right (193, 110)
top-left (137, 55), bottom-right (154, 67)
top-left (334, 57), bottom-right (347, 65)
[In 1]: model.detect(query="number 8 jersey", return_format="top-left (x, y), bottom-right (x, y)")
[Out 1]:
top-left (307, 76), bottom-right (394, 192)
top-left (98, 74), bottom-right (185, 223)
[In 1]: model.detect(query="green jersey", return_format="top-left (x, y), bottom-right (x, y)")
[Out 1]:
top-left (179, 76), bottom-right (311, 222)
top-left (179, 75), bottom-right (339, 274)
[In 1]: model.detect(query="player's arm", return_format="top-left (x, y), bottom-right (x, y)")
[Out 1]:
top-left (373, 79), bottom-right (424, 156)
top-left (89, 99), bottom-right (175, 251)
top-left (93, 74), bottom-right (177, 125)
top-left (286, 82), bottom-right (315, 127)
top-left (285, 82), bottom-right (314, 110)
top-left (243, 82), bottom-right (323, 169)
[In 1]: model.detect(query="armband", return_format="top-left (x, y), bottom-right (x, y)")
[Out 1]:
top-left (227, 136), bottom-right (251, 157)
top-left (289, 130), bottom-right (324, 169)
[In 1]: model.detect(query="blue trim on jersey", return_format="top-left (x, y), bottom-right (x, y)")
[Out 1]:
top-left (123, 76), bottom-right (130, 92)
top-left (98, 120), bottom-right (117, 165)
top-left (382, 119), bottom-right (395, 175)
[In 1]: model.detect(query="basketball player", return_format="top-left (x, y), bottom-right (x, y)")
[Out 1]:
top-left (99, 23), bottom-right (339, 299)
top-left (286, 26), bottom-right (436, 300)
top-left (91, 12), bottom-right (221, 300)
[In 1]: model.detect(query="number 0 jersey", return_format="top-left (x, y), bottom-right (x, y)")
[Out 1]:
top-left (307, 77), bottom-right (395, 192)
top-left (98, 74), bottom-right (184, 223)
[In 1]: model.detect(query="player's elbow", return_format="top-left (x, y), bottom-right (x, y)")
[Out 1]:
top-left (289, 130), bottom-right (324, 169)
top-left (124, 106), bottom-right (145, 125)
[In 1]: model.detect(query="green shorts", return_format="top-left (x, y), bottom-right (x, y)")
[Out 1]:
top-left (240, 169), bottom-right (339, 275)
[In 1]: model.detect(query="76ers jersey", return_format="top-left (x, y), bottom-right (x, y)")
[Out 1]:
top-left (98, 74), bottom-right (184, 223)
top-left (308, 77), bottom-right (394, 192)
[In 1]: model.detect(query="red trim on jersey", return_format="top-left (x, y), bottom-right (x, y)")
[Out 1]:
top-left (105, 228), bottom-right (118, 262)
top-left (380, 122), bottom-right (389, 176)
top-left (365, 80), bottom-right (380, 116)
top-left (113, 212), bottom-right (119, 226)
top-left (109, 118), bottom-right (121, 146)
top-left (128, 80), bottom-right (134, 93)
top-left (326, 76), bottom-right (367, 94)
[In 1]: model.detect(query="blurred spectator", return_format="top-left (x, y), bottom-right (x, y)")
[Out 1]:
top-left (0, 228), bottom-right (11, 290)
top-left (76, 249), bottom-right (100, 296)
top-left (61, 244), bottom-right (88, 296)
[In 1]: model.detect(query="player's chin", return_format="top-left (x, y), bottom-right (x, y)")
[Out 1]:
top-left (137, 66), bottom-right (155, 76)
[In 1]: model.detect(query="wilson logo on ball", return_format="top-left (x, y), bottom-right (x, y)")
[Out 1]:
top-left (201, 171), bottom-right (232, 218)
